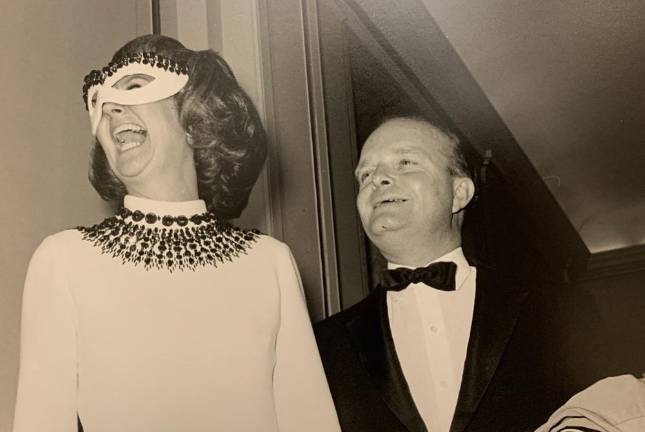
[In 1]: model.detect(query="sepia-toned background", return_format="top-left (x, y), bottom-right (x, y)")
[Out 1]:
top-left (2, 1), bottom-right (644, 431)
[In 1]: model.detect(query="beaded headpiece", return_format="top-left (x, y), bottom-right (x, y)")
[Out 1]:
top-left (82, 52), bottom-right (189, 135)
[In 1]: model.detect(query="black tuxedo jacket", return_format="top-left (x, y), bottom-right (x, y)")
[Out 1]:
top-left (314, 267), bottom-right (607, 432)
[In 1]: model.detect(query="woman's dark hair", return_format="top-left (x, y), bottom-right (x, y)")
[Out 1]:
top-left (89, 35), bottom-right (267, 220)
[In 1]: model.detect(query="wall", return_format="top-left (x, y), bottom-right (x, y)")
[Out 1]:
top-left (160, 0), bottom-right (275, 236)
top-left (0, 2), bottom-right (149, 430)
top-left (580, 270), bottom-right (645, 377)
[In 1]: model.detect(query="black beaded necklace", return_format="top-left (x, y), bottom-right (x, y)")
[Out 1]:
top-left (118, 207), bottom-right (209, 227)
top-left (77, 207), bottom-right (260, 272)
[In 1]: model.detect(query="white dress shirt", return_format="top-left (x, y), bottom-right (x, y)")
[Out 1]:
top-left (387, 247), bottom-right (476, 432)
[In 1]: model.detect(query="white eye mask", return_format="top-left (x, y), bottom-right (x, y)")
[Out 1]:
top-left (83, 55), bottom-right (189, 135)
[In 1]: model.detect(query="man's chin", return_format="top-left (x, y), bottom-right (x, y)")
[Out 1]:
top-left (368, 214), bottom-right (408, 233)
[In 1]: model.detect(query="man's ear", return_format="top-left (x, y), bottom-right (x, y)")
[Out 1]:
top-left (452, 176), bottom-right (475, 213)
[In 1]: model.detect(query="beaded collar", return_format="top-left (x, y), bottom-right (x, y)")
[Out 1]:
top-left (77, 207), bottom-right (260, 272)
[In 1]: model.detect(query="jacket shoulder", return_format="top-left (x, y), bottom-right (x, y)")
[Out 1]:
top-left (314, 293), bottom-right (376, 346)
top-left (315, 293), bottom-right (373, 327)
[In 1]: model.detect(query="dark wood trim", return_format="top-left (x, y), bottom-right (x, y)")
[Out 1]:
top-left (336, 0), bottom-right (589, 274)
top-left (580, 245), bottom-right (645, 281)
top-left (257, 0), bottom-right (329, 321)
top-left (314, 0), bottom-right (372, 311)
top-left (151, 0), bottom-right (161, 35)
top-left (301, 0), bottom-right (342, 316)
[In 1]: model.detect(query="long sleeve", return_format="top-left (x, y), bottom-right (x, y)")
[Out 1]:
top-left (272, 245), bottom-right (341, 432)
top-left (13, 236), bottom-right (78, 432)
top-left (535, 375), bottom-right (645, 432)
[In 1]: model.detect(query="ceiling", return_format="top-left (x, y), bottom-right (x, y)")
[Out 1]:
top-left (419, 0), bottom-right (645, 253)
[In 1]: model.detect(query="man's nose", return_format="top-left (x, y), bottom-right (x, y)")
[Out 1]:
top-left (371, 166), bottom-right (393, 187)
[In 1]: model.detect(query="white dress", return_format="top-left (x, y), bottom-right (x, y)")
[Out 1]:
top-left (13, 195), bottom-right (340, 432)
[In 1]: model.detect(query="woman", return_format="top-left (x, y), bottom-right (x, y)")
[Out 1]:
top-left (13, 35), bottom-right (340, 432)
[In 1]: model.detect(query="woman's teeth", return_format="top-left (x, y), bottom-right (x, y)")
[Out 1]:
top-left (114, 130), bottom-right (146, 143)
top-left (113, 128), bottom-right (147, 152)
top-left (119, 141), bottom-right (142, 152)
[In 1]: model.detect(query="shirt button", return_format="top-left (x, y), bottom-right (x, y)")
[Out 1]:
top-left (430, 325), bottom-right (438, 333)
top-left (440, 380), bottom-right (447, 388)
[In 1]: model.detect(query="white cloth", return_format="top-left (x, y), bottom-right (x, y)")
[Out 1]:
top-left (535, 374), bottom-right (645, 432)
top-left (14, 196), bottom-right (340, 432)
top-left (387, 247), bottom-right (476, 432)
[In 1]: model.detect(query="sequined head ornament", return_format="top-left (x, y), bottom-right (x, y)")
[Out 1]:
top-left (82, 52), bottom-right (189, 135)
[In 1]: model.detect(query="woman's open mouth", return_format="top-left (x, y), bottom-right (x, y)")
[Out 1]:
top-left (112, 123), bottom-right (147, 152)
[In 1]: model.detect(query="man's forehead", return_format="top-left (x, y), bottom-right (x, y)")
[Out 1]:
top-left (359, 141), bottom-right (425, 161)
top-left (356, 121), bottom-right (452, 170)
top-left (355, 143), bottom-right (423, 178)
top-left (374, 118), bottom-right (447, 144)
top-left (359, 133), bottom-right (444, 161)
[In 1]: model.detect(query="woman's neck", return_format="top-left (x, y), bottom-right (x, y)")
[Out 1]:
top-left (125, 176), bottom-right (199, 202)
top-left (122, 157), bottom-right (200, 202)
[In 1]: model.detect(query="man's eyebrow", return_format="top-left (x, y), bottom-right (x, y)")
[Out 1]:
top-left (354, 147), bottom-right (425, 177)
top-left (354, 163), bottom-right (366, 178)
top-left (354, 156), bottom-right (375, 177)
top-left (392, 146), bottom-right (424, 155)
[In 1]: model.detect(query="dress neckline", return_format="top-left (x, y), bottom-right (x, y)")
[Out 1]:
top-left (76, 196), bottom-right (260, 272)
top-left (124, 195), bottom-right (207, 218)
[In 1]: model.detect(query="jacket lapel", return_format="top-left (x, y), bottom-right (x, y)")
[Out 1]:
top-left (344, 287), bottom-right (427, 432)
top-left (450, 269), bottom-right (529, 432)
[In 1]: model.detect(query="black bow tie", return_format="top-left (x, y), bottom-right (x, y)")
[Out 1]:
top-left (380, 261), bottom-right (457, 292)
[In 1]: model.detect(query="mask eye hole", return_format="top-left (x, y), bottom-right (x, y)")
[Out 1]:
top-left (112, 74), bottom-right (155, 90)
top-left (90, 93), bottom-right (98, 107)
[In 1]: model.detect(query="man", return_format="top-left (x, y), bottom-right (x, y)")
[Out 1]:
top-left (314, 117), bottom-right (606, 432)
